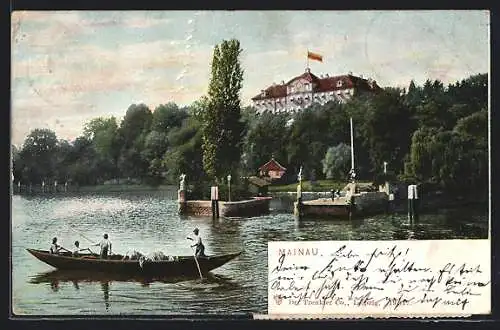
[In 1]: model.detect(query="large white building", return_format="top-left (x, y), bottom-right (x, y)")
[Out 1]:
top-left (251, 68), bottom-right (381, 114)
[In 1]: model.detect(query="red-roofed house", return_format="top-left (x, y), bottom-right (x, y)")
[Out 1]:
top-left (259, 158), bottom-right (287, 180)
top-left (251, 68), bottom-right (381, 114)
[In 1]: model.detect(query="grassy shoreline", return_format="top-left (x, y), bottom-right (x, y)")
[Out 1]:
top-left (268, 179), bottom-right (371, 192)
top-left (75, 184), bottom-right (177, 193)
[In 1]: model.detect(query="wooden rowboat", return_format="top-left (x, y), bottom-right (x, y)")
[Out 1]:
top-left (27, 248), bottom-right (241, 277)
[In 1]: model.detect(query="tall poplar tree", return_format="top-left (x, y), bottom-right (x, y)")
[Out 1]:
top-left (201, 39), bottom-right (244, 181)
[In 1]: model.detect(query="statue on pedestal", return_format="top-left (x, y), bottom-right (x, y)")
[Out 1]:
top-left (179, 174), bottom-right (186, 191)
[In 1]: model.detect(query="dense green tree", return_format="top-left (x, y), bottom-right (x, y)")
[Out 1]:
top-left (286, 102), bottom-right (347, 179)
top-left (17, 129), bottom-right (59, 183)
top-left (64, 136), bottom-right (100, 185)
top-left (119, 104), bottom-right (153, 148)
top-left (151, 103), bottom-right (189, 132)
top-left (83, 117), bottom-right (120, 180)
top-left (163, 117), bottom-right (204, 185)
top-left (11, 71), bottom-right (488, 197)
top-left (453, 109), bottom-right (488, 147)
top-left (242, 111), bottom-right (290, 175)
top-left (359, 87), bottom-right (415, 175)
top-left (201, 39), bottom-right (245, 181)
top-left (322, 143), bottom-right (351, 180)
top-left (117, 104), bottom-right (153, 179)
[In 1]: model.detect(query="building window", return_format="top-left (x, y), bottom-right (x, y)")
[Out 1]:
top-left (337, 80), bottom-right (343, 87)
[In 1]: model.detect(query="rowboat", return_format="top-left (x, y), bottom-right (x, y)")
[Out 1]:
top-left (26, 248), bottom-right (241, 277)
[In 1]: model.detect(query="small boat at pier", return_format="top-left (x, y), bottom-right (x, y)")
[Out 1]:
top-left (26, 248), bottom-right (241, 277)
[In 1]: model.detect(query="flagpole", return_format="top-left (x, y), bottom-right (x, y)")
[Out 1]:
top-left (306, 49), bottom-right (309, 70)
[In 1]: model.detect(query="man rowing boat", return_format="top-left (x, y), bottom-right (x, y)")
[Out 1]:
top-left (72, 241), bottom-right (93, 257)
top-left (50, 237), bottom-right (70, 254)
top-left (187, 228), bottom-right (205, 257)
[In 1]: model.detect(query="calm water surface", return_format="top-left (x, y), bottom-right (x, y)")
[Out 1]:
top-left (11, 193), bottom-right (488, 316)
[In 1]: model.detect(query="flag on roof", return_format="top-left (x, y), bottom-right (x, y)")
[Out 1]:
top-left (307, 51), bottom-right (323, 62)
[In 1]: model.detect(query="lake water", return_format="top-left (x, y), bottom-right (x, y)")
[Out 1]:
top-left (11, 193), bottom-right (488, 316)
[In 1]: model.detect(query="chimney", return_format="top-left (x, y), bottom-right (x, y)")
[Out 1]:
top-left (325, 73), bottom-right (329, 77)
top-left (348, 71), bottom-right (353, 75)
top-left (281, 80), bottom-right (285, 85)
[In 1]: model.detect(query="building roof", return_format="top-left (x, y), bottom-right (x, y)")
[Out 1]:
top-left (251, 70), bottom-right (381, 101)
top-left (259, 158), bottom-right (287, 172)
top-left (286, 70), bottom-right (321, 86)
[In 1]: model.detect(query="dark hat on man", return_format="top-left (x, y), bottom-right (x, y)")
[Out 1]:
top-left (193, 228), bottom-right (199, 233)
top-left (103, 233), bottom-right (108, 239)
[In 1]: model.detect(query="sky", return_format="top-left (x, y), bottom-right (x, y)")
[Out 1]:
top-left (11, 10), bottom-right (489, 147)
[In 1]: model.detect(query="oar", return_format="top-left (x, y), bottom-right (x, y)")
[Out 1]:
top-left (187, 238), bottom-right (203, 280)
top-left (192, 248), bottom-right (204, 280)
top-left (66, 225), bottom-right (97, 254)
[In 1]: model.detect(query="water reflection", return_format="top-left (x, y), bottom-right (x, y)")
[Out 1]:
top-left (29, 269), bottom-right (240, 311)
top-left (101, 281), bottom-right (110, 311)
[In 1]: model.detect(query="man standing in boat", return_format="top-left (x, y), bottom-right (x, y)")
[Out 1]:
top-left (94, 234), bottom-right (112, 259)
top-left (187, 228), bottom-right (205, 257)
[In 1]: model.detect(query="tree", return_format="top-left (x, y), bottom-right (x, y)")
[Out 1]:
top-left (453, 109), bottom-right (488, 148)
top-left (286, 102), bottom-right (346, 179)
top-left (65, 136), bottom-right (101, 185)
top-left (322, 143), bottom-right (351, 180)
top-left (201, 39), bottom-right (245, 181)
top-left (359, 88), bottom-right (415, 175)
top-left (83, 117), bottom-right (120, 180)
top-left (119, 104), bottom-right (153, 148)
top-left (17, 128), bottom-right (59, 183)
top-left (151, 103), bottom-right (188, 132)
top-left (242, 111), bottom-right (290, 175)
top-left (142, 130), bottom-right (169, 180)
top-left (117, 104), bottom-right (153, 179)
top-left (163, 117), bottom-right (205, 185)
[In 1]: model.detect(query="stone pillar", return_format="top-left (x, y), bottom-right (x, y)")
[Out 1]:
top-left (178, 189), bottom-right (186, 215)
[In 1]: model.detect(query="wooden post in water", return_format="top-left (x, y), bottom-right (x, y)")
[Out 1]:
top-left (64, 181), bottom-right (68, 193)
top-left (407, 184), bottom-right (419, 224)
top-left (42, 180), bottom-right (45, 193)
top-left (413, 184), bottom-right (419, 222)
top-left (294, 166), bottom-right (303, 219)
top-left (54, 180), bottom-right (58, 193)
top-left (211, 186), bottom-right (219, 219)
top-left (408, 184), bottom-right (414, 224)
top-left (29, 182), bottom-right (32, 194)
top-left (178, 174), bottom-right (187, 215)
top-left (17, 181), bottom-right (21, 193)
